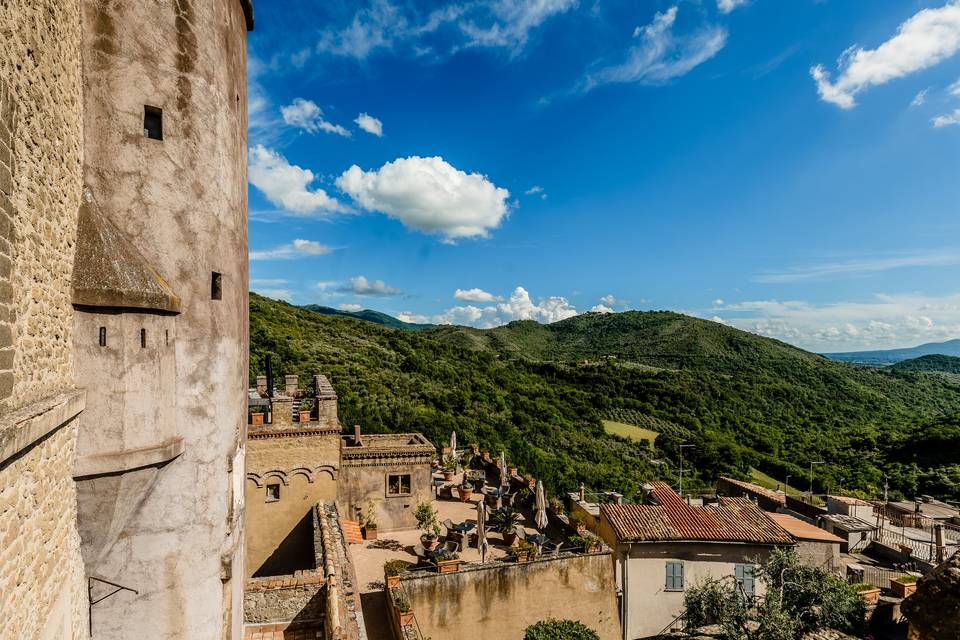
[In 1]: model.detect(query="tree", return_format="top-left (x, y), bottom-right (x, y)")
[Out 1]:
top-left (681, 548), bottom-right (865, 640)
top-left (523, 618), bottom-right (600, 640)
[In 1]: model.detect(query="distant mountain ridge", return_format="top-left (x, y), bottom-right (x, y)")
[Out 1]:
top-left (299, 304), bottom-right (434, 331)
top-left (825, 339), bottom-right (960, 366)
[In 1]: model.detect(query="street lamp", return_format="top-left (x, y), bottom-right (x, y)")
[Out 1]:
top-left (679, 444), bottom-right (695, 498)
top-left (809, 461), bottom-right (825, 497)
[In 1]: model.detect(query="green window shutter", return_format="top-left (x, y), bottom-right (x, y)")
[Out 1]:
top-left (666, 561), bottom-right (683, 590)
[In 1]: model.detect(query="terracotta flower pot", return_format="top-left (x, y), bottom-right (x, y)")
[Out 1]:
top-left (502, 531), bottom-right (517, 546)
top-left (298, 412), bottom-right (311, 423)
top-left (386, 575), bottom-right (401, 589)
top-left (398, 611), bottom-right (415, 627)
top-left (858, 587), bottom-right (881, 606)
top-left (421, 534), bottom-right (439, 551)
top-left (437, 559), bottom-right (461, 574)
top-left (251, 413), bottom-right (264, 426)
top-left (514, 551), bottom-right (531, 564)
top-left (457, 486), bottom-right (473, 502)
top-left (363, 526), bottom-right (378, 541)
top-left (891, 579), bottom-right (917, 599)
top-left (443, 471), bottom-right (455, 482)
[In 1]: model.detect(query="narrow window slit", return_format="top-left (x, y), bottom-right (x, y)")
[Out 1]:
top-left (140, 328), bottom-right (146, 348)
top-left (98, 327), bottom-right (106, 347)
top-left (144, 105), bottom-right (163, 140)
top-left (211, 272), bottom-right (222, 300)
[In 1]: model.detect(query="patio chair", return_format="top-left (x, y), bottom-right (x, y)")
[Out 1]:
top-left (543, 540), bottom-right (562, 556)
top-left (413, 544), bottom-right (428, 564)
top-left (515, 528), bottom-right (527, 541)
top-left (442, 518), bottom-right (456, 535)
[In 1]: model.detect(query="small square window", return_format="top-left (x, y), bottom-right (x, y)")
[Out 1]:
top-left (144, 105), bottom-right (163, 140)
top-left (665, 561), bottom-right (684, 591)
top-left (387, 474), bottom-right (411, 496)
top-left (266, 484), bottom-right (280, 502)
top-left (211, 272), bottom-right (222, 300)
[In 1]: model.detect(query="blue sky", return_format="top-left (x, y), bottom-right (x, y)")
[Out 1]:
top-left (247, 0), bottom-right (960, 352)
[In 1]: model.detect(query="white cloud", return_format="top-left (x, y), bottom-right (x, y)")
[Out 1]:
top-left (460, 0), bottom-right (578, 54)
top-left (590, 304), bottom-right (614, 313)
top-left (811, 2), bottom-right (960, 109)
top-left (932, 107), bottom-right (960, 126)
top-left (354, 112), bottom-right (384, 136)
top-left (249, 145), bottom-right (345, 216)
top-left (316, 0), bottom-right (408, 59)
top-left (712, 292), bottom-right (960, 351)
top-left (281, 98), bottom-right (351, 136)
top-left (338, 303), bottom-right (364, 312)
top-left (336, 156), bottom-right (510, 241)
top-left (249, 239), bottom-right (333, 260)
top-left (454, 288), bottom-right (501, 302)
top-left (340, 275), bottom-right (402, 297)
top-left (579, 7), bottom-right (727, 93)
top-left (713, 298), bottom-right (725, 306)
top-left (717, 0), bottom-right (748, 14)
top-left (428, 286), bottom-right (579, 327)
top-left (911, 88), bottom-right (930, 107)
top-left (600, 294), bottom-right (617, 306)
top-left (250, 278), bottom-right (289, 287)
top-left (397, 311), bottom-right (431, 324)
top-left (755, 251), bottom-right (960, 283)
top-left (524, 185), bottom-right (548, 200)
top-left (253, 288), bottom-right (294, 301)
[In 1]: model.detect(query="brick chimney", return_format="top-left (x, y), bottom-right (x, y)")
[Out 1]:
top-left (284, 375), bottom-right (299, 397)
top-left (353, 424), bottom-right (362, 446)
top-left (256, 375), bottom-right (267, 397)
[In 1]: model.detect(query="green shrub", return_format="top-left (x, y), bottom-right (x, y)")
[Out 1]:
top-left (384, 560), bottom-right (411, 577)
top-left (523, 618), bottom-right (600, 640)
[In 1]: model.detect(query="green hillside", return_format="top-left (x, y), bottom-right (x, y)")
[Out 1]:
top-left (300, 304), bottom-right (433, 331)
top-left (250, 293), bottom-right (960, 501)
top-left (890, 354), bottom-right (960, 374)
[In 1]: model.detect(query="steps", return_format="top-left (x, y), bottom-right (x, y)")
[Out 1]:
top-left (340, 518), bottom-right (363, 545)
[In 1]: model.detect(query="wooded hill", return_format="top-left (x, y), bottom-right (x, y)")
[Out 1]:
top-left (250, 293), bottom-right (960, 501)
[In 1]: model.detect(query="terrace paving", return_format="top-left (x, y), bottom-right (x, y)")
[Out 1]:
top-left (352, 470), bottom-right (564, 640)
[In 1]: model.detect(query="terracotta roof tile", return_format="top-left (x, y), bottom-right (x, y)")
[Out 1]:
top-left (602, 482), bottom-right (794, 545)
top-left (719, 476), bottom-right (786, 505)
top-left (766, 512), bottom-right (844, 543)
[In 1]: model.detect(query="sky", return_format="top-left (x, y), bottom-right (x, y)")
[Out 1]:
top-left (247, 0), bottom-right (960, 353)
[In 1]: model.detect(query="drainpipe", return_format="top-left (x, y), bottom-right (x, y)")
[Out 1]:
top-left (621, 548), bottom-right (629, 640)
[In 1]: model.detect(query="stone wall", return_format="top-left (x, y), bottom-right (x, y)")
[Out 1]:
top-left (399, 551), bottom-right (620, 640)
top-left (243, 571), bottom-right (326, 626)
top-left (0, 0), bottom-right (89, 638)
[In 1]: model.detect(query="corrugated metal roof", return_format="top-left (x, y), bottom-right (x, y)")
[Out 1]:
top-left (602, 482), bottom-right (795, 545)
top-left (767, 512), bottom-right (844, 543)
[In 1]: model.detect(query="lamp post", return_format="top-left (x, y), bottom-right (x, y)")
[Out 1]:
top-left (785, 475), bottom-right (792, 495)
top-left (679, 444), bottom-right (695, 498)
top-left (809, 461), bottom-right (825, 497)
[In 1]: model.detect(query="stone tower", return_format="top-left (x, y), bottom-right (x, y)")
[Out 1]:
top-left (71, 1), bottom-right (254, 639)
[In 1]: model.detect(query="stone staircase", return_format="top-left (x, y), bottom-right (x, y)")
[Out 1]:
top-left (340, 518), bottom-right (363, 545)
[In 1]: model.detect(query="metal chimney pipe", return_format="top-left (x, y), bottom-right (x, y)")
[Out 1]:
top-left (265, 354), bottom-right (274, 399)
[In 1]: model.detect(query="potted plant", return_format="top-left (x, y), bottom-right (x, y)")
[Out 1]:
top-left (507, 465), bottom-right (517, 477)
top-left (548, 496), bottom-right (565, 516)
top-left (360, 500), bottom-right (377, 540)
top-left (570, 512), bottom-right (587, 535)
top-left (523, 473), bottom-right (536, 491)
top-left (855, 583), bottom-right (881, 606)
top-left (297, 398), bottom-right (314, 423)
top-left (384, 560), bottom-right (411, 589)
top-left (250, 407), bottom-right (264, 426)
top-left (891, 574), bottom-right (919, 598)
top-left (394, 591), bottom-right (414, 627)
top-left (514, 540), bottom-right (537, 563)
top-left (491, 506), bottom-right (521, 546)
top-left (441, 456), bottom-right (458, 482)
top-left (433, 550), bottom-right (461, 574)
top-left (414, 502), bottom-right (441, 551)
top-left (570, 531), bottom-right (602, 553)
top-left (457, 480), bottom-right (474, 502)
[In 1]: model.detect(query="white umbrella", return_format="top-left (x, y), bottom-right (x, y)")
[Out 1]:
top-left (500, 451), bottom-right (508, 488)
top-left (476, 500), bottom-right (489, 563)
top-left (535, 480), bottom-right (548, 531)
top-left (450, 431), bottom-right (457, 461)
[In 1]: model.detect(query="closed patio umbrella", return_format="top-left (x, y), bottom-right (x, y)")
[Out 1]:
top-left (476, 500), bottom-right (489, 563)
top-left (534, 480), bottom-right (548, 531)
top-left (500, 451), bottom-right (508, 488)
top-left (450, 430), bottom-right (457, 461)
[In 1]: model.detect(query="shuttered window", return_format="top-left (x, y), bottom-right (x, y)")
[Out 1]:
top-left (735, 563), bottom-right (755, 597)
top-left (665, 561), bottom-right (684, 591)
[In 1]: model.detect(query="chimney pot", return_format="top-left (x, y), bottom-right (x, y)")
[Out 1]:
top-left (353, 424), bottom-right (362, 446)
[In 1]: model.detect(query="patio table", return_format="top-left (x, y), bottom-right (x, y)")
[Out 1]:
top-left (526, 533), bottom-right (548, 549)
top-left (450, 521), bottom-right (476, 535)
